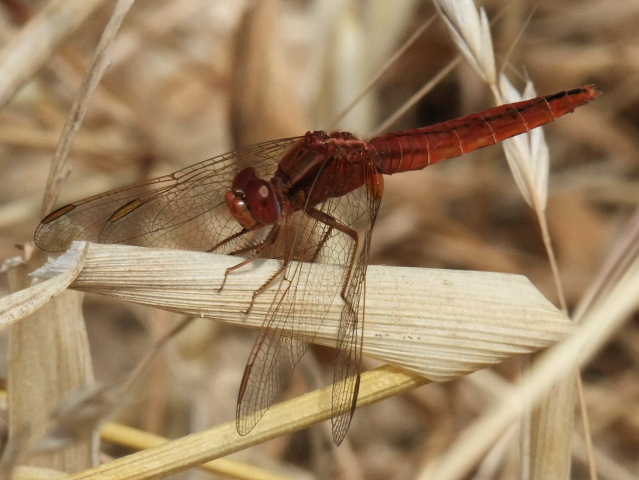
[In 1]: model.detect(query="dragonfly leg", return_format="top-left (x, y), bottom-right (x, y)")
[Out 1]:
top-left (306, 208), bottom-right (359, 315)
top-left (207, 228), bottom-right (249, 253)
top-left (243, 218), bottom-right (337, 318)
top-left (306, 208), bottom-right (357, 242)
top-left (220, 226), bottom-right (291, 316)
top-left (217, 225), bottom-right (281, 293)
top-left (210, 227), bottom-right (279, 257)
top-left (246, 259), bottom-right (289, 314)
top-left (308, 224), bottom-right (335, 263)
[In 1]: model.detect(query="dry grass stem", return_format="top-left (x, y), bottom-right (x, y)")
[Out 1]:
top-left (370, 56), bottom-right (462, 137)
top-left (0, 0), bottom-right (107, 109)
top-left (101, 422), bottom-right (294, 480)
top-left (68, 365), bottom-right (426, 480)
top-left (573, 208), bottom-right (639, 322)
top-left (421, 237), bottom-right (639, 479)
top-left (328, 15), bottom-right (434, 130)
top-left (433, 2), bottom-right (585, 477)
top-left (41, 0), bottom-right (136, 216)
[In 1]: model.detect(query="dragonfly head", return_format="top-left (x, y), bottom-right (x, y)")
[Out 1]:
top-left (226, 167), bottom-right (281, 229)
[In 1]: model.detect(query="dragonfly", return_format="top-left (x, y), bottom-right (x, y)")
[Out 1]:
top-left (35, 85), bottom-right (600, 444)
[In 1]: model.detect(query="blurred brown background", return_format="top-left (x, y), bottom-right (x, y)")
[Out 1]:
top-left (0, 0), bottom-right (637, 478)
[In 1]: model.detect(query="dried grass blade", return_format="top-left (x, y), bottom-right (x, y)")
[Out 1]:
top-left (422, 244), bottom-right (639, 480)
top-left (41, 0), bottom-right (137, 215)
top-left (68, 365), bottom-right (426, 480)
top-left (0, 0), bottom-right (107, 109)
top-left (230, 0), bottom-right (307, 148)
top-left (6, 265), bottom-right (95, 472)
top-left (35, 242), bottom-right (572, 382)
top-left (101, 422), bottom-right (294, 480)
top-left (0, 244), bottom-right (87, 330)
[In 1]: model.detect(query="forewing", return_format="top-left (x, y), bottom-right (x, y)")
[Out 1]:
top-left (34, 137), bottom-right (302, 252)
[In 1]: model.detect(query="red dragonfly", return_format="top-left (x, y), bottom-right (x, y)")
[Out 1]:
top-left (35, 85), bottom-right (599, 444)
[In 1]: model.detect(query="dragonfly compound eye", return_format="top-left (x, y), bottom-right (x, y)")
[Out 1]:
top-left (225, 190), bottom-right (257, 229)
top-left (227, 168), bottom-right (281, 228)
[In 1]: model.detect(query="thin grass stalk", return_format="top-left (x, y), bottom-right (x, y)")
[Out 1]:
top-left (370, 1), bottom-right (516, 137)
top-left (0, 0), bottom-right (107, 109)
top-left (432, 1), bottom-right (590, 477)
top-left (41, 0), bottom-right (137, 215)
top-left (467, 369), bottom-right (635, 480)
top-left (100, 423), bottom-right (293, 480)
top-left (2, 0), bottom-right (135, 474)
top-left (329, 14), bottom-right (435, 130)
top-left (535, 209), bottom-right (568, 313)
top-left (420, 237), bottom-right (639, 479)
top-left (369, 56), bottom-right (461, 137)
top-left (66, 365), bottom-right (428, 480)
top-left (5, 265), bottom-right (94, 474)
top-left (568, 209), bottom-right (639, 480)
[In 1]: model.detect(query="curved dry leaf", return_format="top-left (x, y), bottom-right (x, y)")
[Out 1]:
top-left (35, 242), bottom-right (571, 381)
top-left (0, 243), bottom-right (87, 330)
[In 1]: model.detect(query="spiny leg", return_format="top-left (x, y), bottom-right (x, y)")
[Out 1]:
top-left (246, 256), bottom-right (290, 315)
top-left (207, 228), bottom-right (249, 253)
top-left (245, 216), bottom-right (335, 313)
top-left (309, 223), bottom-right (334, 264)
top-left (306, 207), bottom-right (359, 315)
top-left (307, 206), bottom-right (365, 444)
top-left (217, 225), bottom-right (280, 297)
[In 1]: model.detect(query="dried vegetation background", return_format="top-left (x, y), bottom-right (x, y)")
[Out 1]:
top-left (0, 0), bottom-right (637, 479)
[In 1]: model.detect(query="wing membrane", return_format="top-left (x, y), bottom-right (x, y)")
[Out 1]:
top-left (35, 137), bottom-right (302, 252)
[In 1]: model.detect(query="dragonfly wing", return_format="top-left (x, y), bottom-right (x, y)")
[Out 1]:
top-left (236, 319), bottom-right (305, 435)
top-left (34, 137), bottom-right (302, 252)
top-left (330, 218), bottom-right (376, 445)
top-left (235, 213), bottom-right (333, 434)
top-left (322, 170), bottom-right (381, 444)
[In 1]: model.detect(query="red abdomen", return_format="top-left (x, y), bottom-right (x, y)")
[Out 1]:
top-left (370, 85), bottom-right (600, 174)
